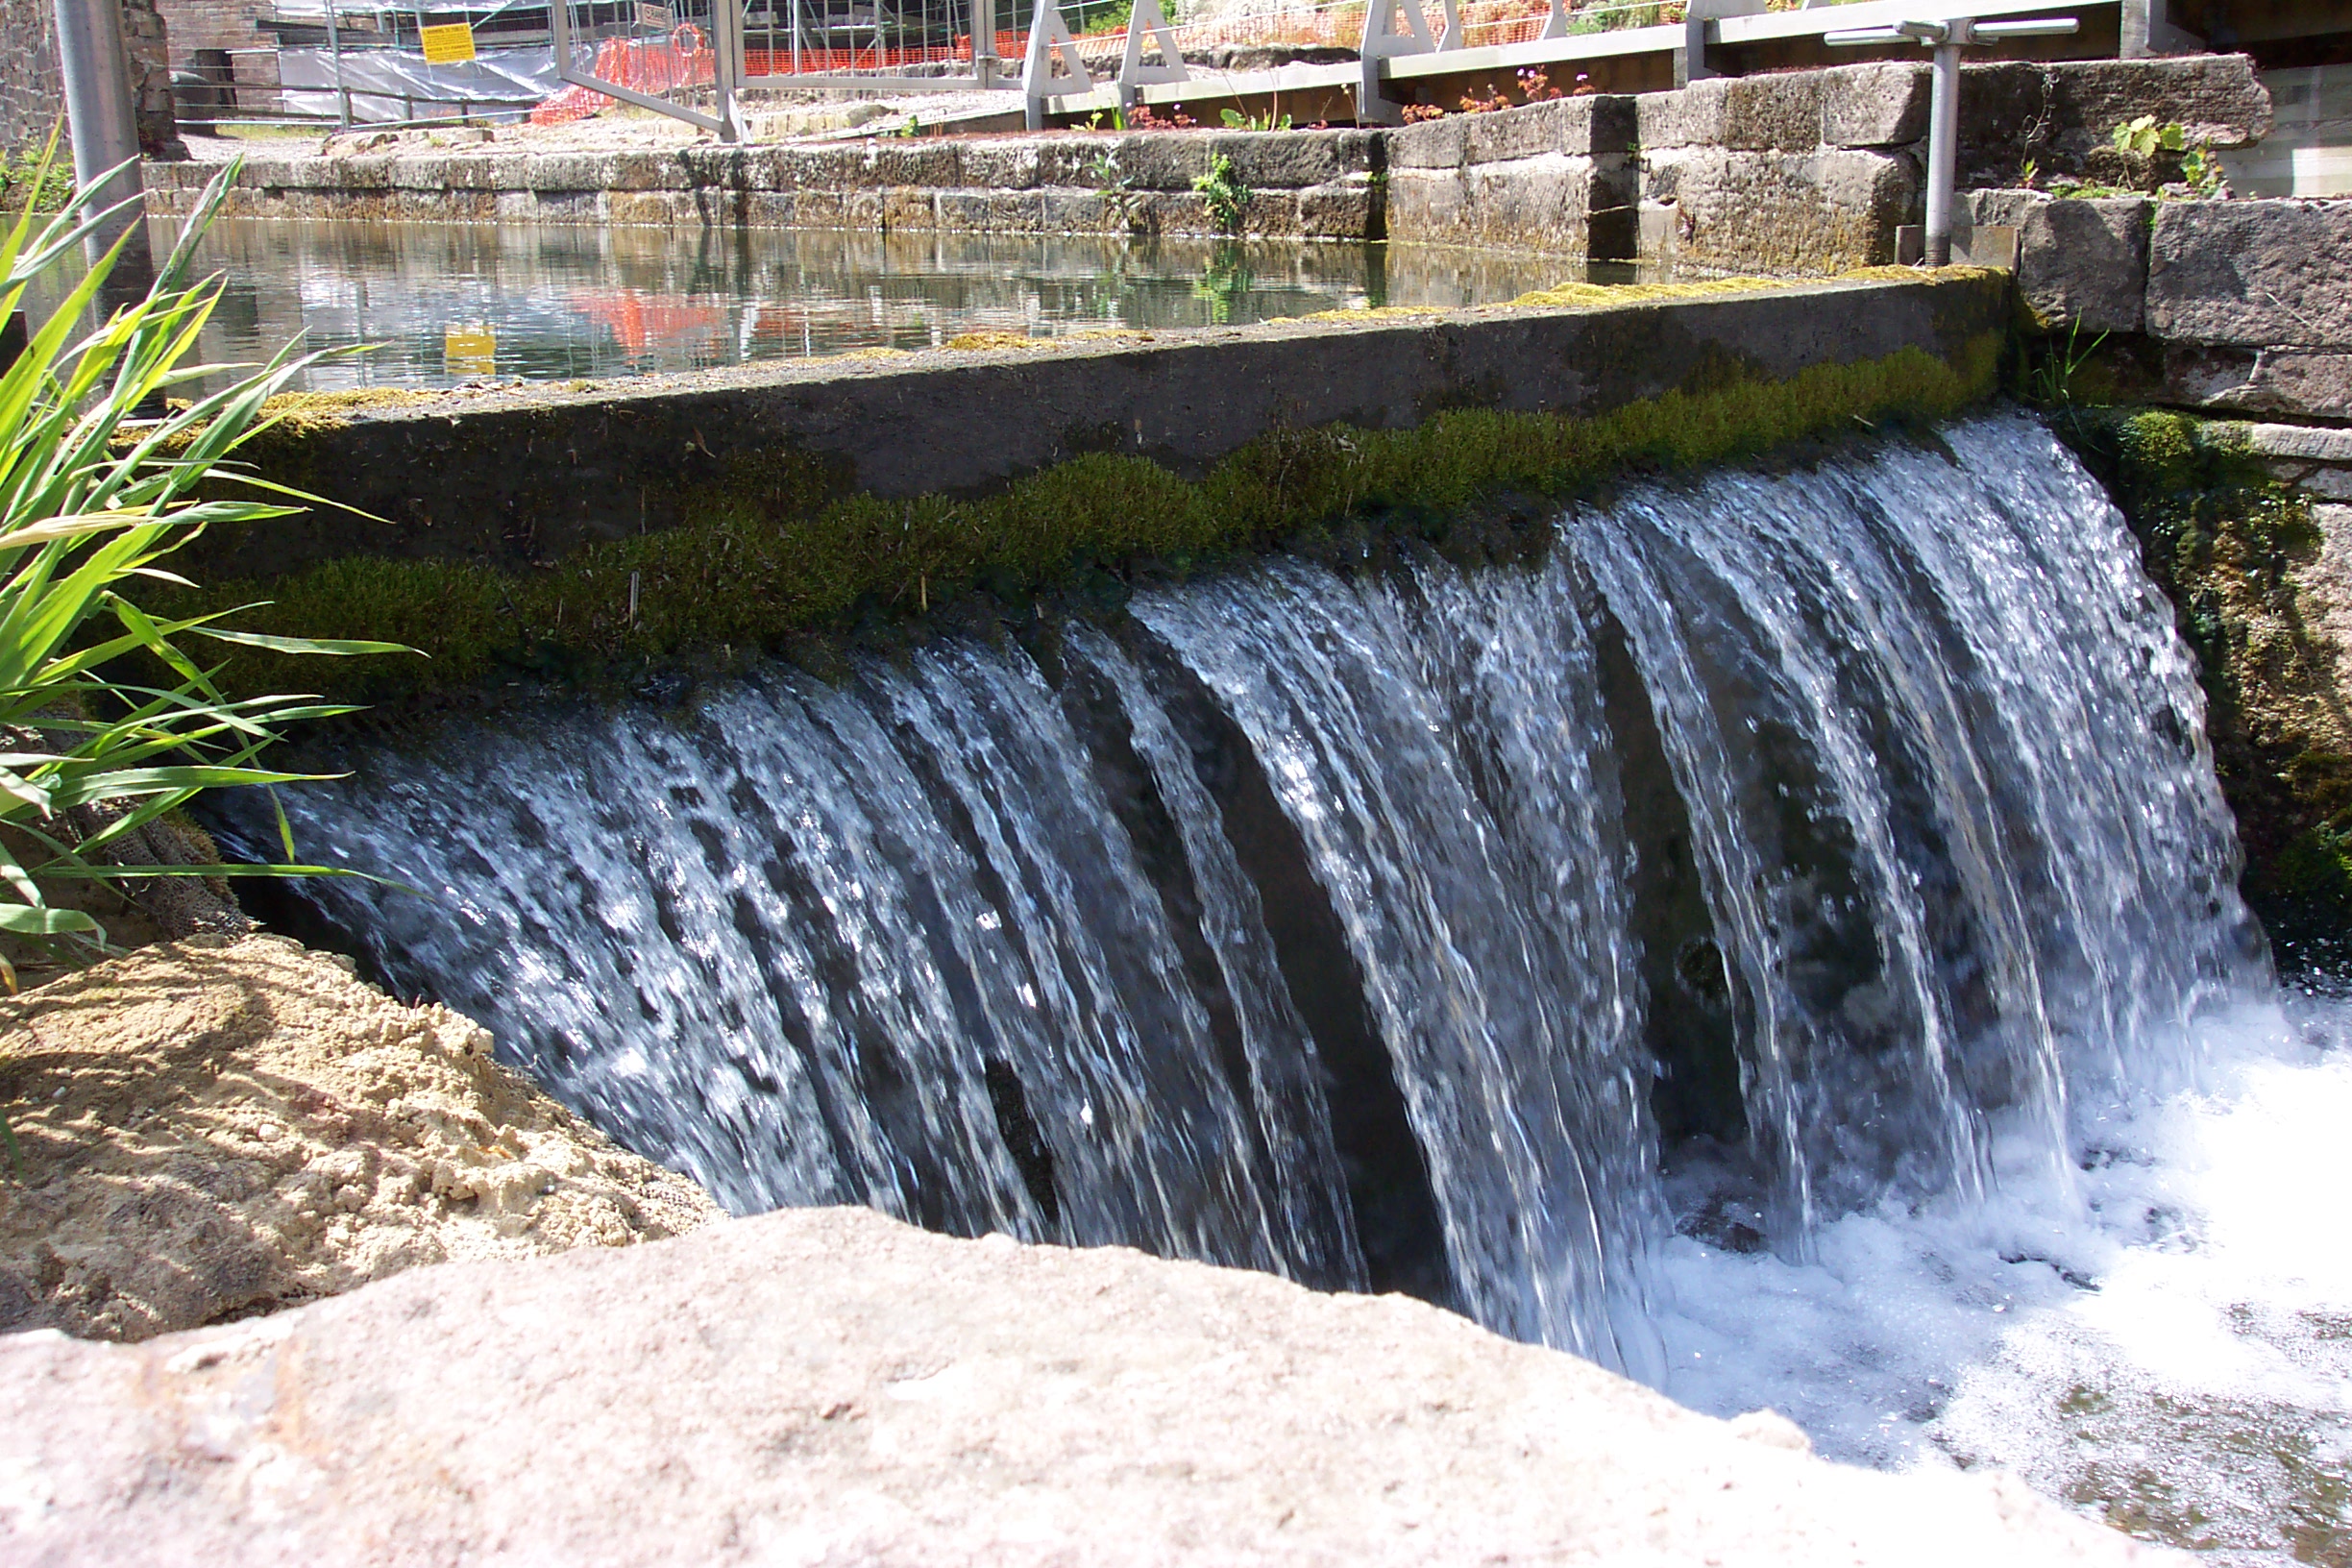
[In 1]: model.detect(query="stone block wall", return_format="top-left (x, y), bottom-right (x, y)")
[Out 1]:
top-left (1384, 95), bottom-right (1640, 258)
top-left (1974, 191), bottom-right (2352, 422)
top-left (156, 0), bottom-right (268, 66)
top-left (144, 130), bottom-right (1386, 240)
top-left (1635, 64), bottom-right (1925, 274)
top-left (1, 0), bottom-right (183, 161)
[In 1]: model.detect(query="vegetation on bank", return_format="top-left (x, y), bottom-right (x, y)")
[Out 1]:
top-left (156, 329), bottom-right (2002, 711)
top-left (0, 150), bottom-right (405, 972)
top-left (2054, 407), bottom-right (2352, 968)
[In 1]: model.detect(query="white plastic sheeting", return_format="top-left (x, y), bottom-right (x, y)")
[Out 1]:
top-left (275, 45), bottom-right (565, 122)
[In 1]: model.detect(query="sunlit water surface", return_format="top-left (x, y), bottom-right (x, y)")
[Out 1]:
top-left (22, 216), bottom-right (1574, 389)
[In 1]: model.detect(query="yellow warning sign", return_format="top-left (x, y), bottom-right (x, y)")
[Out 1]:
top-left (443, 324), bottom-right (497, 378)
top-left (419, 22), bottom-right (478, 63)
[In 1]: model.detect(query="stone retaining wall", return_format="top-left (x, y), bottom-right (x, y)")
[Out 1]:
top-left (146, 131), bottom-right (1385, 241)
top-left (1973, 190), bottom-right (2352, 421)
top-left (140, 55), bottom-right (2269, 267)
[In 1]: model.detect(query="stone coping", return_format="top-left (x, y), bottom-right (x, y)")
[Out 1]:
top-left (194, 269), bottom-right (2006, 584)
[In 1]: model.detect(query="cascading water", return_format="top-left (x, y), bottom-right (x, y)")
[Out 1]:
top-left (222, 409), bottom-right (2323, 1551)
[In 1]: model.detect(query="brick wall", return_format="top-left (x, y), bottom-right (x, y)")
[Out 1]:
top-left (156, 0), bottom-right (267, 67)
top-left (0, 0), bottom-right (184, 161)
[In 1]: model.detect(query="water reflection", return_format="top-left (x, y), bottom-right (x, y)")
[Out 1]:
top-left (38, 217), bottom-right (1576, 390)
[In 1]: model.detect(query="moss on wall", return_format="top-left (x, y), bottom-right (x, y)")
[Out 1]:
top-left (151, 333), bottom-right (2002, 712)
top-left (2059, 408), bottom-right (2352, 969)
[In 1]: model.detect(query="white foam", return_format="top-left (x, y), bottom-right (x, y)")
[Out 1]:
top-left (1652, 994), bottom-right (2352, 1563)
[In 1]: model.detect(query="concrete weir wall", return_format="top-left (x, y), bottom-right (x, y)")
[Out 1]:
top-left (195, 271), bottom-right (2005, 584)
top-left (141, 57), bottom-right (2270, 275)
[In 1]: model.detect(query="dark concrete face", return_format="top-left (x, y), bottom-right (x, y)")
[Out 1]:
top-left (186, 271), bottom-right (2007, 583)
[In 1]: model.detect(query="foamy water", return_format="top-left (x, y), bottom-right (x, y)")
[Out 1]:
top-left (1656, 993), bottom-right (2352, 1562)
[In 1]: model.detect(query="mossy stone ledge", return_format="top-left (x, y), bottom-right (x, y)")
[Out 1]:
top-left (159, 271), bottom-right (2008, 709)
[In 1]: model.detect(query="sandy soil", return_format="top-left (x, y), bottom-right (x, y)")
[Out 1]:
top-left (0, 933), bottom-right (718, 1342)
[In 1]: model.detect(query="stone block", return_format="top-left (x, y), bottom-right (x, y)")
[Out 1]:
top-left (384, 157), bottom-right (450, 192)
top-left (2166, 345), bottom-right (2352, 422)
top-left (881, 186), bottom-right (940, 231)
top-left (857, 141), bottom-right (967, 189)
top-left (1384, 167), bottom-right (1469, 242)
top-left (1218, 130), bottom-right (1352, 188)
top-left (1967, 190), bottom-right (2149, 334)
top-left (1040, 186), bottom-right (1113, 234)
top-left (524, 154), bottom-right (605, 194)
top-left (603, 153), bottom-right (675, 193)
top-left (1296, 181), bottom-right (1378, 240)
top-left (1822, 62), bottom-right (1928, 150)
top-left (1133, 190), bottom-right (1214, 236)
top-left (2147, 200), bottom-right (2352, 348)
top-left (937, 188), bottom-right (1047, 233)
top-left (1388, 114), bottom-right (1470, 170)
top-left (1644, 147), bottom-right (1917, 274)
top-left (740, 191), bottom-right (801, 228)
top-left (1638, 73), bottom-right (1829, 155)
top-left (1240, 188), bottom-right (1303, 235)
top-left (1955, 55), bottom-right (2273, 189)
top-left (1102, 135), bottom-right (1212, 191)
top-left (2242, 424), bottom-right (2352, 465)
top-left (1637, 79), bottom-right (1725, 151)
top-left (1462, 101), bottom-right (1574, 165)
top-left (957, 140), bottom-right (1045, 191)
top-left (1718, 71), bottom-right (1831, 153)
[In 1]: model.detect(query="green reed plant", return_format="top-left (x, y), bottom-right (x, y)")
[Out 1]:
top-left (0, 141), bottom-right (408, 975)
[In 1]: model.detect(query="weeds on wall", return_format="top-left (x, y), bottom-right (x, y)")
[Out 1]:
top-left (2036, 118), bottom-right (2230, 202)
top-left (1192, 153), bottom-right (1251, 234)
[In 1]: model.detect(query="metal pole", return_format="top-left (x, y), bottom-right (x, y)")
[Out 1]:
top-left (1925, 37), bottom-right (1959, 265)
top-left (972, 0), bottom-right (994, 86)
top-left (327, 0), bottom-right (350, 127)
top-left (51, 0), bottom-right (156, 308)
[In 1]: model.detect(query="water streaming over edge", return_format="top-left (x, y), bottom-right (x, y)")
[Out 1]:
top-left (216, 408), bottom-right (2329, 1552)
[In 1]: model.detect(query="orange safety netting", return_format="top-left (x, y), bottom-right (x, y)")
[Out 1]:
top-left (527, 0), bottom-right (1681, 121)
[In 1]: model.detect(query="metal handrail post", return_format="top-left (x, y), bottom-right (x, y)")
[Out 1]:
top-left (1827, 14), bottom-right (2081, 267)
top-left (51, 0), bottom-right (155, 306)
top-left (1925, 37), bottom-right (1958, 262)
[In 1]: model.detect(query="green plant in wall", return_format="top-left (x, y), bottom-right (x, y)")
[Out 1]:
top-left (0, 148), bottom-right (408, 976)
top-left (2111, 114), bottom-right (2186, 158)
top-left (1219, 108), bottom-right (1292, 132)
top-left (1192, 152), bottom-right (1250, 236)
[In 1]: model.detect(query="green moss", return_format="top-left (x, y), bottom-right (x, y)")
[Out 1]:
top-left (153, 334), bottom-right (2001, 711)
top-left (2058, 407), bottom-right (2351, 965)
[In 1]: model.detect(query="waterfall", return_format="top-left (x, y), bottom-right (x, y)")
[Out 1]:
top-left (220, 409), bottom-right (2262, 1377)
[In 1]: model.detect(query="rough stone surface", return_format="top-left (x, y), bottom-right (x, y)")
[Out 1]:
top-left (1643, 146), bottom-right (1918, 273)
top-left (0, 1204), bottom-right (2175, 1567)
top-left (1968, 190), bottom-right (2150, 334)
top-left (1823, 61), bottom-right (1930, 150)
top-left (2165, 346), bottom-right (2352, 421)
top-left (1386, 151), bottom-right (1634, 257)
top-left (2243, 423), bottom-right (2352, 465)
top-left (2146, 199), bottom-right (2352, 348)
top-left (0, 937), bottom-right (718, 1343)
top-left (1953, 55), bottom-right (2273, 189)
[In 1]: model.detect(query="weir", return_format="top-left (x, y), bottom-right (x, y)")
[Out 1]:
top-left (217, 409), bottom-right (2266, 1381)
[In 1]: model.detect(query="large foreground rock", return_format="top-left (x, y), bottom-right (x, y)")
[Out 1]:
top-left (0, 936), bottom-right (717, 1340)
top-left (2, 1206), bottom-right (2168, 1565)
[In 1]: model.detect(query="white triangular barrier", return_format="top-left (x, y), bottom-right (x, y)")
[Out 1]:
top-left (1359, 0), bottom-right (1435, 60)
top-left (1356, 0), bottom-right (1433, 125)
top-left (1540, 0), bottom-right (1573, 40)
top-left (1120, 0), bottom-right (1188, 89)
top-left (1435, 0), bottom-right (1465, 50)
top-left (1023, 0), bottom-right (1092, 99)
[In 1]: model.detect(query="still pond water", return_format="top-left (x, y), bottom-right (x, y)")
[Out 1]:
top-left (45, 217), bottom-right (1581, 389)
